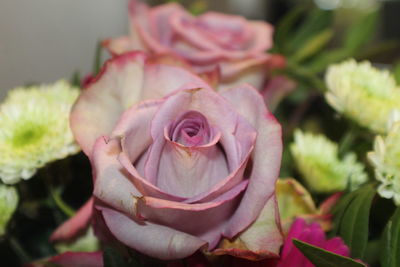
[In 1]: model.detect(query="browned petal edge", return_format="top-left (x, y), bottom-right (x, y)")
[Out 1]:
top-left (210, 238), bottom-right (279, 261)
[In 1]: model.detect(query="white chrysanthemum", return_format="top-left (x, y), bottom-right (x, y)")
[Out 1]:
top-left (0, 184), bottom-right (18, 236)
top-left (368, 111), bottom-right (400, 205)
top-left (0, 80), bottom-right (80, 184)
top-left (325, 59), bottom-right (400, 134)
top-left (290, 130), bottom-right (367, 193)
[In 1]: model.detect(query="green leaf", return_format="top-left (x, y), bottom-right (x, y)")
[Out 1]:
top-left (343, 11), bottom-right (378, 53)
top-left (292, 29), bottom-right (333, 63)
top-left (306, 48), bottom-right (351, 74)
top-left (393, 62), bottom-right (400, 85)
top-left (339, 184), bottom-right (375, 259)
top-left (274, 6), bottom-right (307, 52)
top-left (93, 40), bottom-right (103, 76)
top-left (293, 239), bottom-right (366, 267)
top-left (284, 62), bottom-right (326, 92)
top-left (355, 39), bottom-right (400, 60)
top-left (103, 247), bottom-right (131, 267)
top-left (189, 0), bottom-right (207, 15)
top-left (287, 9), bottom-right (333, 54)
top-left (380, 206), bottom-right (400, 267)
top-left (331, 189), bottom-right (359, 237)
top-left (70, 71), bottom-right (81, 88)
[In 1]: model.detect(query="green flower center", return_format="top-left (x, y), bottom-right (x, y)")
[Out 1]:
top-left (11, 124), bottom-right (46, 147)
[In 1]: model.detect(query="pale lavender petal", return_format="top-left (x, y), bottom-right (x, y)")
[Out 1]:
top-left (155, 141), bottom-right (229, 198)
top-left (111, 99), bottom-right (162, 163)
top-left (118, 151), bottom-right (187, 202)
top-left (220, 85), bottom-right (282, 241)
top-left (92, 138), bottom-right (141, 218)
top-left (101, 207), bottom-right (207, 260)
top-left (136, 180), bottom-right (249, 249)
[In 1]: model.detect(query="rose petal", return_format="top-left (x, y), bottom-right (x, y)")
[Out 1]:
top-left (213, 195), bottom-right (282, 260)
top-left (50, 198), bottom-right (94, 242)
top-left (100, 207), bottom-right (207, 260)
top-left (103, 36), bottom-right (142, 56)
top-left (92, 138), bottom-right (141, 218)
top-left (70, 51), bottom-right (147, 156)
top-left (155, 141), bottom-right (229, 198)
top-left (142, 63), bottom-right (211, 100)
top-left (135, 180), bottom-right (249, 249)
top-left (146, 87), bottom-right (256, 202)
top-left (129, 0), bottom-right (170, 54)
top-left (261, 75), bottom-right (296, 111)
top-left (112, 99), bottom-right (163, 163)
top-left (220, 85), bottom-right (282, 242)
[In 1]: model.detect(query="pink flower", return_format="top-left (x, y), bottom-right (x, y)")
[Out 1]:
top-left (70, 52), bottom-right (283, 260)
top-left (25, 251), bottom-right (103, 267)
top-left (227, 218), bottom-right (351, 267)
top-left (277, 218), bottom-right (350, 267)
top-left (104, 0), bottom-right (286, 92)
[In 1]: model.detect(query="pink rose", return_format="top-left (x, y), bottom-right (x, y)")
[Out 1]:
top-left (70, 52), bottom-right (283, 260)
top-left (104, 0), bottom-right (286, 91)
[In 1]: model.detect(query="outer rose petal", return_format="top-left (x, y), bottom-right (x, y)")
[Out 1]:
top-left (71, 51), bottom-right (211, 157)
top-left (50, 198), bottom-right (94, 242)
top-left (261, 75), bottom-right (296, 111)
top-left (220, 85), bottom-right (282, 243)
top-left (71, 52), bottom-right (147, 156)
top-left (213, 194), bottom-right (283, 260)
top-left (103, 36), bottom-right (140, 56)
top-left (100, 207), bottom-right (207, 260)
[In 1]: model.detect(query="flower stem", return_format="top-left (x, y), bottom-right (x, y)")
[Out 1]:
top-left (49, 186), bottom-right (75, 217)
top-left (338, 125), bottom-right (358, 156)
top-left (9, 236), bottom-right (31, 263)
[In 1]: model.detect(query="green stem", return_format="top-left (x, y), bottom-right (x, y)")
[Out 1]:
top-left (49, 187), bottom-right (75, 217)
top-left (9, 236), bottom-right (31, 263)
top-left (42, 166), bottom-right (75, 218)
top-left (338, 126), bottom-right (358, 156)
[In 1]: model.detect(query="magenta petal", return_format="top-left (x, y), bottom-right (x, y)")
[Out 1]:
top-left (325, 237), bottom-right (350, 257)
top-left (50, 198), bottom-right (94, 242)
top-left (28, 251), bottom-right (103, 267)
top-left (278, 218), bottom-right (353, 267)
top-left (220, 85), bottom-right (282, 240)
top-left (101, 207), bottom-right (207, 260)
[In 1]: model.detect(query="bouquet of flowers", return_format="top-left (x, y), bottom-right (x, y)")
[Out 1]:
top-left (1, 1), bottom-right (399, 266)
